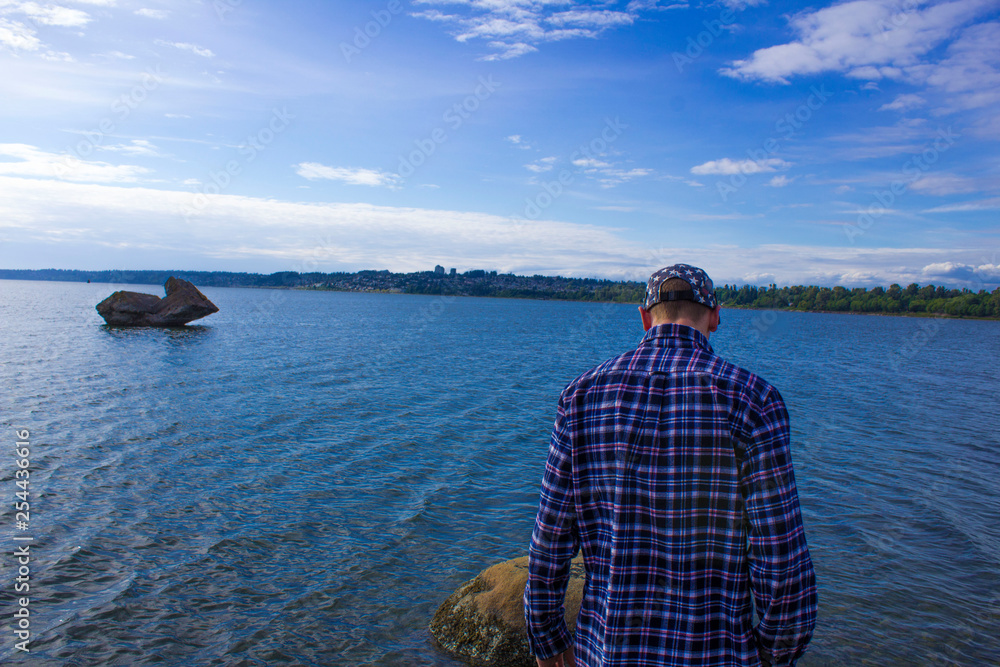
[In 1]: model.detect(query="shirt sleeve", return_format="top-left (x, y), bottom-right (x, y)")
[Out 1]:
top-left (742, 386), bottom-right (818, 666)
top-left (524, 394), bottom-right (580, 660)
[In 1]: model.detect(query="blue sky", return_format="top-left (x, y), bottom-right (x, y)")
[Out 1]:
top-left (1, 0), bottom-right (998, 288)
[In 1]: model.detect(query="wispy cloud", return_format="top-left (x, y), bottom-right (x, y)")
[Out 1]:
top-left (0, 17), bottom-right (41, 50)
top-left (155, 40), bottom-right (215, 58)
top-left (910, 173), bottom-right (980, 196)
top-left (525, 156), bottom-right (557, 173)
top-left (0, 144), bottom-right (150, 183)
top-left (10, 3), bottom-right (92, 28)
top-left (295, 162), bottom-right (401, 187)
top-left (690, 157), bottom-right (789, 175)
top-left (571, 156), bottom-right (653, 187)
top-left (923, 197), bottom-right (1000, 213)
top-left (100, 139), bottom-right (163, 158)
top-left (135, 8), bottom-right (170, 20)
top-left (879, 93), bottom-right (926, 112)
top-left (506, 134), bottom-right (532, 150)
top-left (412, 0), bottom-right (648, 60)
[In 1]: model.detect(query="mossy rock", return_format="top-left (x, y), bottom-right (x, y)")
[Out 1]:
top-left (430, 555), bottom-right (585, 666)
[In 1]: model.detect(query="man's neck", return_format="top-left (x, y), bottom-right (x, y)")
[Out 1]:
top-left (652, 318), bottom-right (710, 339)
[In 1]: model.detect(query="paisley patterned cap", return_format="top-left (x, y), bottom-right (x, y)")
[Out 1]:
top-left (643, 263), bottom-right (718, 310)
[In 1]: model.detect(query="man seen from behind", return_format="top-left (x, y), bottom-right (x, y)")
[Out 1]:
top-left (524, 263), bottom-right (817, 667)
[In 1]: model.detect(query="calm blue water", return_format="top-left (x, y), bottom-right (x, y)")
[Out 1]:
top-left (1, 280), bottom-right (998, 666)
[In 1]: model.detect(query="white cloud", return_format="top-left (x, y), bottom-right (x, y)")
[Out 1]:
top-left (0, 175), bottom-right (640, 275)
top-left (597, 167), bottom-right (652, 188)
top-left (40, 49), bottom-right (74, 62)
top-left (546, 10), bottom-right (634, 28)
top-left (295, 162), bottom-right (401, 188)
top-left (690, 157), bottom-right (789, 175)
top-left (14, 2), bottom-right (92, 27)
top-left (922, 261), bottom-right (1000, 285)
top-left (481, 40), bottom-right (537, 61)
top-left (573, 157), bottom-right (611, 169)
top-left (596, 205), bottom-right (637, 212)
top-left (100, 139), bottom-right (162, 157)
top-left (0, 18), bottom-right (40, 50)
top-left (569, 156), bottom-right (653, 187)
top-left (768, 175), bottom-right (793, 187)
top-left (525, 156), bottom-right (557, 173)
top-left (412, 0), bottom-right (651, 60)
top-left (155, 40), bottom-right (215, 58)
top-left (910, 173), bottom-right (980, 195)
top-left (100, 50), bottom-right (135, 60)
top-left (135, 8), bottom-right (170, 19)
top-left (506, 134), bottom-right (532, 149)
top-left (923, 197), bottom-right (1000, 213)
top-left (1, 174), bottom-right (994, 287)
top-left (923, 21), bottom-right (1000, 114)
top-left (878, 93), bottom-right (926, 112)
top-left (627, 0), bottom-right (688, 10)
top-left (720, 0), bottom-right (996, 84)
top-left (0, 144), bottom-right (150, 183)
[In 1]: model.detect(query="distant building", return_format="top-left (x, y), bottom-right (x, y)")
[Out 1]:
top-left (449, 268), bottom-right (457, 276)
top-left (434, 265), bottom-right (445, 275)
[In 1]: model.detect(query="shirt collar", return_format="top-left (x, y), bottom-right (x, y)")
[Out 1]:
top-left (640, 323), bottom-right (714, 354)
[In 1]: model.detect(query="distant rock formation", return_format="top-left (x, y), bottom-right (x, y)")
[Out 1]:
top-left (430, 555), bottom-right (585, 667)
top-left (96, 277), bottom-right (219, 326)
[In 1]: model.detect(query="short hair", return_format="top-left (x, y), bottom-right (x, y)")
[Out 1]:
top-left (648, 277), bottom-right (712, 322)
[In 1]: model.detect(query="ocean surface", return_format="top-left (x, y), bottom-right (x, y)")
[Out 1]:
top-left (1, 279), bottom-right (998, 666)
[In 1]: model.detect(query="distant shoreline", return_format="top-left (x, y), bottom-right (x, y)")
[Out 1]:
top-left (2, 268), bottom-right (998, 321)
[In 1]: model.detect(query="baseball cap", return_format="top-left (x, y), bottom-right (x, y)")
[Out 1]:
top-left (643, 263), bottom-right (718, 310)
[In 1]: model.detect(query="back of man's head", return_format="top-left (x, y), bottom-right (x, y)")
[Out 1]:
top-left (649, 277), bottom-right (712, 324)
top-left (642, 263), bottom-right (719, 333)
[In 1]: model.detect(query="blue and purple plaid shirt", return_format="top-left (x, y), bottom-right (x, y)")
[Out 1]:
top-left (525, 324), bottom-right (817, 666)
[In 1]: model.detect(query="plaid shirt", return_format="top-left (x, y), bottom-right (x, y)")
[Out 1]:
top-left (525, 324), bottom-right (817, 666)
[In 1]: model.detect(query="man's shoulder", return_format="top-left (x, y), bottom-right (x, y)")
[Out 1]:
top-left (562, 345), bottom-right (645, 392)
top-left (561, 342), bottom-right (781, 408)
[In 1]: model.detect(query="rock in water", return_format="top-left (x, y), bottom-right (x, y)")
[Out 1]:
top-left (430, 555), bottom-right (585, 667)
top-left (96, 277), bottom-right (219, 326)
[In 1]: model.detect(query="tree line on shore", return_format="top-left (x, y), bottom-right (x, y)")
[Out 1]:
top-left (3, 268), bottom-right (998, 319)
top-left (716, 283), bottom-right (1000, 319)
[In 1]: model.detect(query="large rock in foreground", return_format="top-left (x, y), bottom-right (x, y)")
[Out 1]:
top-left (430, 555), bottom-right (585, 667)
top-left (96, 277), bottom-right (219, 326)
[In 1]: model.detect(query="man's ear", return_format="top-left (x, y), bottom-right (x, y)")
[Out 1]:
top-left (639, 306), bottom-right (653, 331)
top-left (708, 306), bottom-right (721, 333)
